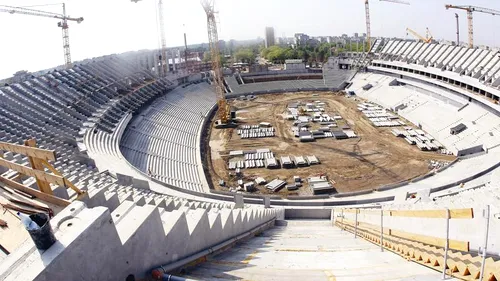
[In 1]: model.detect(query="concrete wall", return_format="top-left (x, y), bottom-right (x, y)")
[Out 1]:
top-left (284, 208), bottom-right (332, 219)
top-left (336, 206), bottom-right (500, 255)
top-left (0, 201), bottom-right (283, 281)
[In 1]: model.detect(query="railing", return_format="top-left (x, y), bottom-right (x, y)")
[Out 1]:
top-left (333, 206), bottom-right (498, 281)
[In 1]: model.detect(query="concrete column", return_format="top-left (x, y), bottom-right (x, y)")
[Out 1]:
top-left (263, 197), bottom-right (270, 208)
top-left (234, 194), bottom-right (244, 209)
top-left (172, 49), bottom-right (177, 72)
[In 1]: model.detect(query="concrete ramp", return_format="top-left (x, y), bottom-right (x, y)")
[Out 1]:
top-left (182, 219), bottom-right (448, 281)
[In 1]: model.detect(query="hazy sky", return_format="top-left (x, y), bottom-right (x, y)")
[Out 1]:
top-left (1, 0), bottom-right (500, 78)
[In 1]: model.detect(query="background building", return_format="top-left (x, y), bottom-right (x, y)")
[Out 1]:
top-left (265, 27), bottom-right (275, 48)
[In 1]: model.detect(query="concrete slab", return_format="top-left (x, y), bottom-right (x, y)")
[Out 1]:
top-left (182, 220), bottom-right (455, 281)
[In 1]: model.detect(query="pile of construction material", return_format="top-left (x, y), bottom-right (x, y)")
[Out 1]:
top-left (281, 155), bottom-right (320, 168)
top-left (265, 179), bottom-right (286, 192)
top-left (308, 175), bottom-right (334, 194)
top-left (228, 149), bottom-right (274, 170)
top-left (237, 123), bottom-right (275, 139)
top-left (228, 151), bottom-right (320, 170)
top-left (391, 127), bottom-right (443, 151)
top-left (359, 103), bottom-right (405, 127)
top-left (294, 127), bottom-right (357, 141)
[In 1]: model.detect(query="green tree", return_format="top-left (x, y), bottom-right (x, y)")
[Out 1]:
top-left (234, 48), bottom-right (256, 64)
top-left (203, 51), bottom-right (211, 63)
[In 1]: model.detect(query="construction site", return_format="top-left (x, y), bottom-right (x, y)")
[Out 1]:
top-left (206, 92), bottom-right (456, 196)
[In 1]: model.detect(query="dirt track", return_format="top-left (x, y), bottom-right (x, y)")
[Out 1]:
top-left (207, 92), bottom-right (455, 196)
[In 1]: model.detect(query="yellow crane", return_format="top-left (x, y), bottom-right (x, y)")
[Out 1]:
top-left (131, 0), bottom-right (168, 77)
top-left (365, 0), bottom-right (410, 50)
top-left (406, 27), bottom-right (433, 43)
top-left (0, 3), bottom-right (83, 69)
top-left (201, 0), bottom-right (230, 126)
top-left (445, 4), bottom-right (500, 48)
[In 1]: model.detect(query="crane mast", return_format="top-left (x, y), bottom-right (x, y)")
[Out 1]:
top-left (131, 0), bottom-right (168, 77)
top-left (364, 0), bottom-right (410, 51)
top-left (365, 0), bottom-right (371, 51)
top-left (0, 3), bottom-right (83, 69)
top-left (445, 4), bottom-right (500, 48)
top-left (157, 0), bottom-right (168, 76)
top-left (201, 0), bottom-right (229, 125)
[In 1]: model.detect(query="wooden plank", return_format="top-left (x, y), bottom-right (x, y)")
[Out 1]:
top-left (339, 218), bottom-right (390, 235)
top-left (390, 209), bottom-right (473, 219)
top-left (0, 141), bottom-right (56, 161)
top-left (0, 176), bottom-right (70, 207)
top-left (358, 209), bottom-right (391, 216)
top-left (390, 229), bottom-right (469, 252)
top-left (338, 219), bottom-right (469, 252)
top-left (0, 158), bottom-right (65, 187)
top-left (40, 160), bottom-right (84, 196)
top-left (25, 139), bottom-right (53, 195)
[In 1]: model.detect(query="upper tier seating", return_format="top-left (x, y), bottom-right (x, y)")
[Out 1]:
top-left (348, 72), bottom-right (500, 155)
top-left (0, 55), bottom-right (186, 205)
top-left (119, 82), bottom-right (216, 192)
top-left (372, 39), bottom-right (500, 103)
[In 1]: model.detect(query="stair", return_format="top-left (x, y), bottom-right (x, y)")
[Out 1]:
top-left (0, 201), bottom-right (281, 281)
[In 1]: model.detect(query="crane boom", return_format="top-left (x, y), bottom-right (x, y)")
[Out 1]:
top-left (201, 0), bottom-right (229, 125)
top-left (406, 27), bottom-right (433, 43)
top-left (445, 4), bottom-right (500, 48)
top-left (0, 5), bottom-right (83, 22)
top-left (0, 4), bottom-right (83, 69)
top-left (380, 0), bottom-right (410, 4)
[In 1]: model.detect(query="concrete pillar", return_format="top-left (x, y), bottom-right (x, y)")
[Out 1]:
top-left (263, 197), bottom-right (270, 208)
top-left (234, 194), bottom-right (244, 209)
top-left (172, 49), bottom-right (176, 72)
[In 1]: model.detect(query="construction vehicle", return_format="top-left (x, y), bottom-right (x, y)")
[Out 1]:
top-left (364, 0), bottom-right (410, 50)
top-left (201, 0), bottom-right (232, 128)
top-left (445, 4), bottom-right (500, 48)
top-left (0, 3), bottom-right (83, 69)
top-left (406, 27), bottom-right (433, 43)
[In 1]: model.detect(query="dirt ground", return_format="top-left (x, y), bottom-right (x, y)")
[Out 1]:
top-left (206, 92), bottom-right (456, 196)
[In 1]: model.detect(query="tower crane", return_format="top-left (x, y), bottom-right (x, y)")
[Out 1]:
top-left (0, 3), bottom-right (83, 69)
top-left (201, 0), bottom-right (230, 126)
top-left (406, 27), bottom-right (433, 43)
top-left (131, 0), bottom-right (168, 77)
top-left (445, 4), bottom-right (500, 48)
top-left (365, 0), bottom-right (410, 50)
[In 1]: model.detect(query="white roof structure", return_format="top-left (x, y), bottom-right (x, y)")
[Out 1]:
top-left (265, 157), bottom-right (278, 167)
top-left (265, 179), bottom-right (286, 191)
top-left (294, 156), bottom-right (306, 165)
top-left (306, 155), bottom-right (320, 164)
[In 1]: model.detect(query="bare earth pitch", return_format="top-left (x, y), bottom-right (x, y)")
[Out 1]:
top-left (207, 92), bottom-right (455, 196)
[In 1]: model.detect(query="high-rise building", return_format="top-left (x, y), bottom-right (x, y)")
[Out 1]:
top-left (265, 27), bottom-right (275, 48)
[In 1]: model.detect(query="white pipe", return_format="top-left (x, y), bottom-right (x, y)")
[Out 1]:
top-left (479, 205), bottom-right (490, 281)
top-left (152, 217), bottom-right (276, 275)
top-left (442, 208), bottom-right (450, 280)
top-left (380, 208), bottom-right (384, 252)
top-left (354, 209), bottom-right (358, 239)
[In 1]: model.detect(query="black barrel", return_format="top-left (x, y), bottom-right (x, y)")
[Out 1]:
top-left (27, 213), bottom-right (57, 251)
